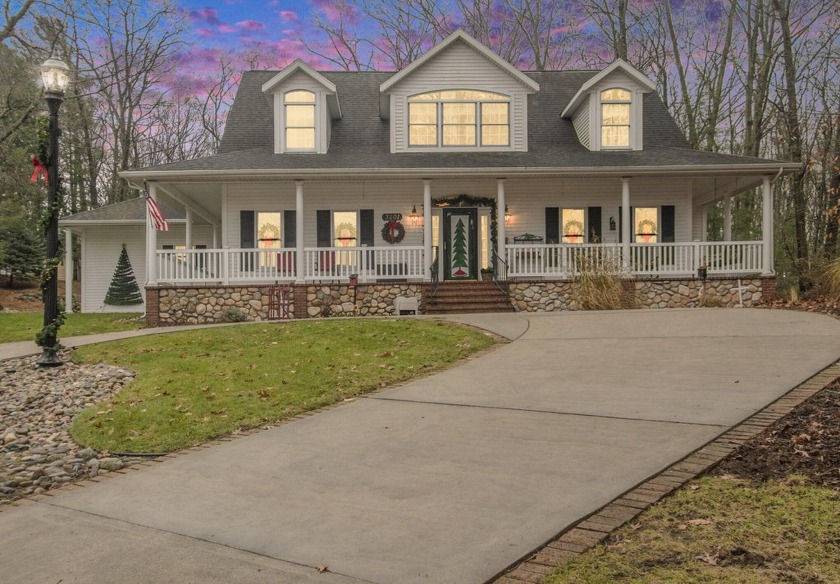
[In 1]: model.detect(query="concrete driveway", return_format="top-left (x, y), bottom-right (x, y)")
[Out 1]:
top-left (2, 308), bottom-right (839, 584)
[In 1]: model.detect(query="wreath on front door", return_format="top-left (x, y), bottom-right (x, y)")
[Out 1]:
top-left (381, 219), bottom-right (406, 244)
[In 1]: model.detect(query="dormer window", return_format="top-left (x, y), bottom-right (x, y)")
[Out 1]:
top-left (600, 88), bottom-right (631, 148)
top-left (408, 90), bottom-right (510, 148)
top-left (284, 90), bottom-right (316, 151)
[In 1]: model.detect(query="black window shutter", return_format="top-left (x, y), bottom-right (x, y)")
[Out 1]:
top-left (316, 210), bottom-right (331, 247)
top-left (240, 210), bottom-right (255, 248)
top-left (360, 209), bottom-right (375, 246)
top-left (618, 206), bottom-right (634, 243)
top-left (545, 207), bottom-right (560, 244)
top-left (284, 211), bottom-right (296, 248)
top-left (587, 206), bottom-right (602, 243)
top-left (661, 205), bottom-right (675, 242)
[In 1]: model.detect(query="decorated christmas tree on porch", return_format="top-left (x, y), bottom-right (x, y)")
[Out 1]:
top-left (104, 244), bottom-right (143, 306)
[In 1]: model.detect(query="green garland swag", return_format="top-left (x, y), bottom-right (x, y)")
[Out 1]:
top-left (34, 115), bottom-right (66, 351)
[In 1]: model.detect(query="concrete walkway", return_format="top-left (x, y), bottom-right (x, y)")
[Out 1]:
top-left (2, 309), bottom-right (839, 584)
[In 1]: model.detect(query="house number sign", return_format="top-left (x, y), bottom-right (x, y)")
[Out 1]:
top-left (382, 213), bottom-right (402, 221)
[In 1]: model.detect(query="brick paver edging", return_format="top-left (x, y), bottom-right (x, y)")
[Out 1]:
top-left (491, 360), bottom-right (840, 584)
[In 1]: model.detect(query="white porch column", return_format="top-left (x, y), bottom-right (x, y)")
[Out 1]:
top-left (701, 206), bottom-right (709, 242)
top-left (496, 179), bottom-right (506, 273)
top-left (185, 207), bottom-right (193, 249)
top-left (212, 224), bottom-right (220, 249)
top-left (762, 175), bottom-right (773, 274)
top-left (146, 182), bottom-right (158, 285)
top-left (295, 180), bottom-right (305, 282)
top-left (423, 179), bottom-right (432, 280)
top-left (621, 177), bottom-right (631, 271)
top-left (723, 195), bottom-right (732, 241)
top-left (64, 229), bottom-right (73, 313)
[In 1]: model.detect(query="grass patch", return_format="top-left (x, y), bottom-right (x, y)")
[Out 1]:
top-left (546, 475), bottom-right (840, 584)
top-left (71, 319), bottom-right (495, 453)
top-left (0, 312), bottom-right (144, 343)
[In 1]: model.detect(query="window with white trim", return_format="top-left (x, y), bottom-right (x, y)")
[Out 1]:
top-left (284, 90), bottom-right (316, 151)
top-left (634, 207), bottom-right (658, 243)
top-left (561, 208), bottom-right (585, 244)
top-left (408, 90), bottom-right (510, 148)
top-left (600, 88), bottom-right (631, 148)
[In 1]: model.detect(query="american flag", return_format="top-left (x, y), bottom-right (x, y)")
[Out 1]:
top-left (144, 184), bottom-right (169, 231)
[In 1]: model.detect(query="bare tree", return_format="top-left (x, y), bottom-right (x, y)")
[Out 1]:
top-left (0, 0), bottom-right (35, 43)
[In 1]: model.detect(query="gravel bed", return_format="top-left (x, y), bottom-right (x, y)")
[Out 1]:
top-left (1, 352), bottom-right (147, 506)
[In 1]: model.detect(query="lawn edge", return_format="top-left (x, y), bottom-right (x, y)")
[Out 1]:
top-left (490, 359), bottom-right (840, 584)
top-left (3, 320), bottom-right (506, 512)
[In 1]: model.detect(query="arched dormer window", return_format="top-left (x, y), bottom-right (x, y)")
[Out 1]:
top-left (600, 88), bottom-right (632, 148)
top-left (408, 90), bottom-right (510, 148)
top-left (284, 90), bottom-right (316, 151)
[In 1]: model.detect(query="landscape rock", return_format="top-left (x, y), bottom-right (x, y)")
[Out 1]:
top-left (0, 353), bottom-right (146, 506)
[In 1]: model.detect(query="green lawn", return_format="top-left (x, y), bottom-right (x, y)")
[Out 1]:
top-left (71, 319), bottom-right (495, 453)
top-left (0, 312), bottom-right (145, 343)
top-left (545, 476), bottom-right (840, 584)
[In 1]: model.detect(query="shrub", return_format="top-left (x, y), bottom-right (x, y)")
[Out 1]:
top-left (573, 248), bottom-right (637, 310)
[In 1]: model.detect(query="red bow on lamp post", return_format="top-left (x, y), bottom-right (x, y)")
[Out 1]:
top-left (31, 156), bottom-right (49, 184)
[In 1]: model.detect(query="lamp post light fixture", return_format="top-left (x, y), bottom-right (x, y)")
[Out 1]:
top-left (36, 57), bottom-right (70, 367)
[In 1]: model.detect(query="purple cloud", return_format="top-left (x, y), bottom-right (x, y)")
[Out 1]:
top-left (280, 10), bottom-right (298, 23)
top-left (237, 20), bottom-right (265, 30)
top-left (189, 8), bottom-right (222, 26)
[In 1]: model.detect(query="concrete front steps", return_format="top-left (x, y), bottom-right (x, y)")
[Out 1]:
top-left (425, 281), bottom-right (514, 314)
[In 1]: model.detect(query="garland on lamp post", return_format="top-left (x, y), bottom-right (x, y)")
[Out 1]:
top-left (35, 57), bottom-right (70, 366)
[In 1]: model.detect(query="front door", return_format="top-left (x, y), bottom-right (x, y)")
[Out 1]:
top-left (442, 208), bottom-right (478, 280)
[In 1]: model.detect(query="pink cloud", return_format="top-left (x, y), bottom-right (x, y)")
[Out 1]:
top-left (189, 8), bottom-right (222, 26)
top-left (219, 23), bottom-right (237, 33)
top-left (280, 10), bottom-right (298, 23)
top-left (237, 20), bottom-right (265, 30)
top-left (311, 0), bottom-right (358, 24)
top-left (196, 28), bottom-right (217, 37)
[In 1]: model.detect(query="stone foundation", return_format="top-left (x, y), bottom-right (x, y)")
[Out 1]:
top-left (305, 283), bottom-right (422, 318)
top-left (146, 276), bottom-right (775, 325)
top-left (148, 282), bottom-right (421, 325)
top-left (510, 276), bottom-right (774, 312)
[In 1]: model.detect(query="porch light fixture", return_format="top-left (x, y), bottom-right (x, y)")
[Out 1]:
top-left (410, 204), bottom-right (419, 226)
top-left (37, 57), bottom-right (71, 367)
top-left (504, 204), bottom-right (511, 226)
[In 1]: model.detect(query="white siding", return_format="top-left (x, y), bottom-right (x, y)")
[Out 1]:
top-left (574, 70), bottom-right (649, 151)
top-left (502, 177), bottom-right (693, 244)
top-left (270, 71), bottom-right (330, 154)
top-left (80, 224), bottom-right (213, 313)
top-left (572, 96), bottom-right (591, 149)
top-left (223, 177), bottom-right (692, 249)
top-left (386, 41), bottom-right (532, 152)
top-left (225, 182), bottom-right (426, 249)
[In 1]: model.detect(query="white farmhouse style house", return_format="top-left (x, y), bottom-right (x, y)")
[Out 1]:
top-left (61, 31), bottom-right (797, 324)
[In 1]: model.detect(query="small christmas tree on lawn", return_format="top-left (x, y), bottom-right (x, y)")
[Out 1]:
top-left (104, 244), bottom-right (143, 305)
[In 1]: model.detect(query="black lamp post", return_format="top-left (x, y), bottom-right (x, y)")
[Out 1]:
top-left (36, 57), bottom-right (70, 367)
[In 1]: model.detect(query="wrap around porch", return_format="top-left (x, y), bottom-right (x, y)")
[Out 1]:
top-left (141, 175), bottom-right (775, 287)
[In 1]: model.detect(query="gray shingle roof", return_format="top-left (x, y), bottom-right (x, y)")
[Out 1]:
top-left (131, 69), bottom-right (789, 174)
top-left (60, 197), bottom-right (185, 223)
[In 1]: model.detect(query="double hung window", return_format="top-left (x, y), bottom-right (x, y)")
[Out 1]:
top-left (284, 90), bottom-right (316, 151)
top-left (600, 88), bottom-right (631, 148)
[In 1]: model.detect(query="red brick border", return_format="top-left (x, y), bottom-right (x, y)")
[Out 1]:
top-left (492, 359), bottom-right (840, 583)
top-left (144, 286), bottom-right (160, 327)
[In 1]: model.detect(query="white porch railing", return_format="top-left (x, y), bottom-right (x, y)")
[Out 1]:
top-left (156, 246), bottom-right (425, 284)
top-left (506, 241), bottom-right (765, 278)
top-left (303, 246), bottom-right (425, 281)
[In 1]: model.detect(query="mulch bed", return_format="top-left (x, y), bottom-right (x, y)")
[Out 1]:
top-left (714, 378), bottom-right (840, 488)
